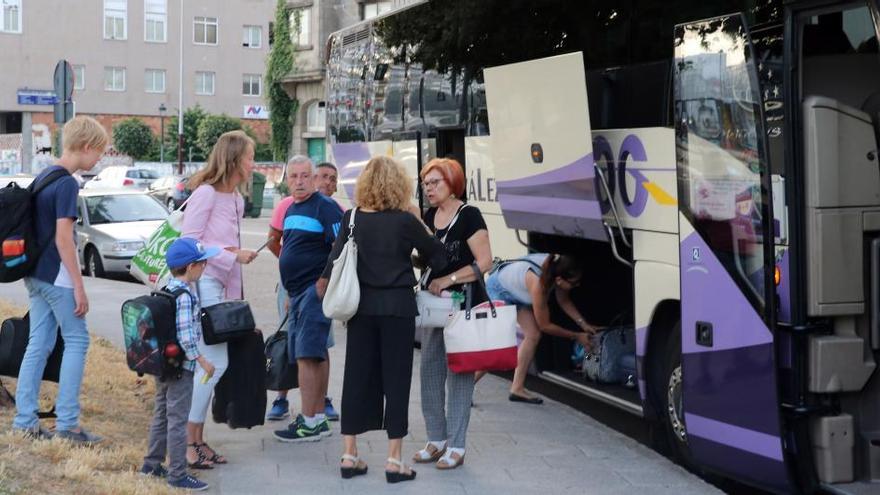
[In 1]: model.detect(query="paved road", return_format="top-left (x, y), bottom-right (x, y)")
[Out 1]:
top-left (0, 216), bottom-right (722, 494)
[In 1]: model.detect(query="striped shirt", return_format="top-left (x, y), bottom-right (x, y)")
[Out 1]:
top-left (279, 192), bottom-right (342, 296)
top-left (167, 278), bottom-right (202, 372)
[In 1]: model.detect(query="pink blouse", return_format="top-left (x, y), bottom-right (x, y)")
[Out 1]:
top-left (181, 184), bottom-right (245, 300)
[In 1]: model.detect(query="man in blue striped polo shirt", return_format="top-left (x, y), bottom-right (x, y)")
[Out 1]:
top-left (275, 158), bottom-right (342, 443)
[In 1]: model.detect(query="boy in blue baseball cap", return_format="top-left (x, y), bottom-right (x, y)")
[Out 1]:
top-left (141, 237), bottom-right (219, 491)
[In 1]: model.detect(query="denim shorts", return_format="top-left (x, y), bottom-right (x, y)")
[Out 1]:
top-left (288, 285), bottom-right (330, 362)
top-left (278, 282), bottom-right (334, 348)
top-left (486, 271), bottom-right (531, 308)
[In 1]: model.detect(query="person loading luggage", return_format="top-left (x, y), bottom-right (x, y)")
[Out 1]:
top-left (482, 254), bottom-right (599, 404)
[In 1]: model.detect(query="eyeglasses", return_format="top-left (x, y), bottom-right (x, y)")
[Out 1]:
top-left (421, 178), bottom-right (444, 190)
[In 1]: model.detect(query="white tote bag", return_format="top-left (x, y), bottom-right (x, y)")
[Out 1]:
top-left (414, 204), bottom-right (468, 330)
top-left (443, 298), bottom-right (518, 374)
top-left (322, 208), bottom-right (359, 321)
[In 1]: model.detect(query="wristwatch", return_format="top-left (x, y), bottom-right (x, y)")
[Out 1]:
top-left (450, 274), bottom-right (458, 284)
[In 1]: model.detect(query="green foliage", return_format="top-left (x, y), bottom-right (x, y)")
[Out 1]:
top-left (265, 0), bottom-right (296, 161)
top-left (243, 126), bottom-right (275, 161)
top-left (165, 105), bottom-right (208, 162)
top-left (112, 118), bottom-right (155, 160)
top-left (196, 114), bottom-right (243, 156)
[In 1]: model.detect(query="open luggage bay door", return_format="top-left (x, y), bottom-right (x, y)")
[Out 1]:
top-left (484, 52), bottom-right (609, 242)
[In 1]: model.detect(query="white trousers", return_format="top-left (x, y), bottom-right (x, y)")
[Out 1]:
top-left (188, 276), bottom-right (229, 424)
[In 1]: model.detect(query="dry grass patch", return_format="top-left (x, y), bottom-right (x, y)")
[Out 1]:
top-left (0, 300), bottom-right (176, 494)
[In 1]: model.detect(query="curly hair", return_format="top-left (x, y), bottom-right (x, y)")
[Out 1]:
top-left (419, 158), bottom-right (465, 198)
top-left (354, 156), bottom-right (413, 211)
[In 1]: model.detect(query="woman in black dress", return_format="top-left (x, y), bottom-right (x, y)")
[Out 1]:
top-left (319, 156), bottom-right (445, 483)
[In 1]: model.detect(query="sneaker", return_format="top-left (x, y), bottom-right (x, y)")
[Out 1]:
top-left (285, 414), bottom-right (305, 431)
top-left (55, 428), bottom-right (103, 446)
top-left (168, 474), bottom-right (209, 491)
top-left (266, 398), bottom-right (290, 421)
top-left (12, 425), bottom-right (53, 441)
top-left (317, 418), bottom-right (332, 437)
top-left (273, 422), bottom-right (323, 443)
top-left (139, 463), bottom-right (168, 478)
top-left (324, 397), bottom-right (340, 421)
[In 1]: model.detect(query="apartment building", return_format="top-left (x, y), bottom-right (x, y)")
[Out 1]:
top-left (0, 0), bottom-right (275, 172)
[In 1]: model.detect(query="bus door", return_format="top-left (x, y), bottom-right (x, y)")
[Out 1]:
top-left (484, 52), bottom-right (609, 243)
top-left (674, 14), bottom-right (792, 492)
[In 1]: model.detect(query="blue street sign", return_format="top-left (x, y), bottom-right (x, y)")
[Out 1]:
top-left (17, 89), bottom-right (58, 105)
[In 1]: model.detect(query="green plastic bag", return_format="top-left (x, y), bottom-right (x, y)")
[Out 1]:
top-left (129, 209), bottom-right (184, 289)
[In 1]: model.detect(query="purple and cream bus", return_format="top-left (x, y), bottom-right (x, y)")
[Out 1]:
top-left (325, 1), bottom-right (880, 492)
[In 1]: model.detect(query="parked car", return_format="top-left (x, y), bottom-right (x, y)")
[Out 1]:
top-left (83, 166), bottom-right (159, 190)
top-left (147, 175), bottom-right (191, 210)
top-left (76, 189), bottom-right (168, 277)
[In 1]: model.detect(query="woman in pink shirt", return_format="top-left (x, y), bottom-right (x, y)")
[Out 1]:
top-left (182, 130), bottom-right (259, 468)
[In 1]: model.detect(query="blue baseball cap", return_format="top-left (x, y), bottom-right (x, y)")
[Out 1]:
top-left (166, 237), bottom-right (220, 269)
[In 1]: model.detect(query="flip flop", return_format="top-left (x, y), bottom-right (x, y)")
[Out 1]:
top-left (509, 393), bottom-right (544, 404)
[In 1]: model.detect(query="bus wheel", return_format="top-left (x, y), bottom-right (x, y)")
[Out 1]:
top-left (652, 322), bottom-right (696, 467)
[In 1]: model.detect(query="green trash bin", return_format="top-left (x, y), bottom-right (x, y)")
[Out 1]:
top-left (247, 172), bottom-right (266, 218)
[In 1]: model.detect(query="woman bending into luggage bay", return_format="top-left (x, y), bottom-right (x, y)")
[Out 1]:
top-left (483, 254), bottom-right (599, 404)
top-left (319, 156), bottom-right (446, 483)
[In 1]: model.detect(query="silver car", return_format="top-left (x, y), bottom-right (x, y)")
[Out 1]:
top-left (76, 189), bottom-right (168, 277)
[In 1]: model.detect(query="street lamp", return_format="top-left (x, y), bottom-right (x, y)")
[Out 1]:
top-left (158, 103), bottom-right (167, 163)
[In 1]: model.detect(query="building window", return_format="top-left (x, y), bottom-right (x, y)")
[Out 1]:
top-left (104, 67), bottom-right (126, 91)
top-left (1, 0), bottom-right (22, 33)
top-left (194, 16), bottom-right (218, 45)
top-left (307, 101), bottom-right (326, 133)
top-left (242, 25), bottom-right (261, 48)
top-left (195, 71), bottom-right (215, 95)
top-left (242, 74), bottom-right (261, 97)
top-left (73, 65), bottom-right (85, 90)
top-left (144, 69), bottom-right (165, 93)
top-left (104, 0), bottom-right (127, 40)
top-left (361, 1), bottom-right (391, 20)
top-left (290, 7), bottom-right (310, 47)
top-left (144, 0), bottom-right (166, 42)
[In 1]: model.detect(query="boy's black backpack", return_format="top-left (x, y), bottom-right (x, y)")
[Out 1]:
top-left (120, 287), bottom-right (191, 380)
top-left (0, 169), bottom-right (70, 283)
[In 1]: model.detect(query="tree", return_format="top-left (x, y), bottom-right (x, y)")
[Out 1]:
top-left (165, 105), bottom-right (208, 162)
top-left (196, 114), bottom-right (243, 156)
top-left (265, 0), bottom-right (297, 161)
top-left (112, 118), bottom-right (155, 160)
top-left (243, 125), bottom-right (274, 161)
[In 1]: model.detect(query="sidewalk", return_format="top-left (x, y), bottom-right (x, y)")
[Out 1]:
top-left (0, 278), bottom-right (720, 495)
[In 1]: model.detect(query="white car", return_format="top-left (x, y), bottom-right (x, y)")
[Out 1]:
top-left (76, 189), bottom-right (167, 277)
top-left (83, 166), bottom-right (159, 190)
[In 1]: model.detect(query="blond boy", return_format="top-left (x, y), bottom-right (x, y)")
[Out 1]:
top-left (12, 116), bottom-right (108, 444)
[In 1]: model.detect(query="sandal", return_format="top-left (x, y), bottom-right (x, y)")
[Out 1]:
top-left (340, 454), bottom-right (368, 479)
top-left (187, 443), bottom-right (214, 470)
top-left (412, 442), bottom-right (446, 464)
top-left (436, 450), bottom-right (465, 470)
top-left (197, 442), bottom-right (227, 464)
top-left (385, 457), bottom-right (416, 484)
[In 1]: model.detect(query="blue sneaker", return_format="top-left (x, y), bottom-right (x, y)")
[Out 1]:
top-left (266, 398), bottom-right (290, 421)
top-left (168, 474), bottom-right (209, 491)
top-left (324, 397), bottom-right (340, 421)
top-left (274, 421), bottom-right (323, 443)
top-left (139, 463), bottom-right (168, 478)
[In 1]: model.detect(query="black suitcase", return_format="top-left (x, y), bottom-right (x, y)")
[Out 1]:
top-left (0, 313), bottom-right (64, 382)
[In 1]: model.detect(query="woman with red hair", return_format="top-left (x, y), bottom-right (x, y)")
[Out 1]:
top-left (413, 158), bottom-right (493, 470)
